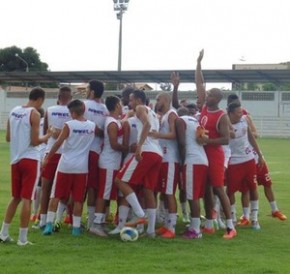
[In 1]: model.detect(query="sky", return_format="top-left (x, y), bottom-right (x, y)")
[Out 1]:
top-left (1, 0), bottom-right (290, 88)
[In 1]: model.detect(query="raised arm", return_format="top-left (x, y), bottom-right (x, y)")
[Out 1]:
top-left (195, 49), bottom-right (206, 107)
top-left (171, 72), bottom-right (180, 109)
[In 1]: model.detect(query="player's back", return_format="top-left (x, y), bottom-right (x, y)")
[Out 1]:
top-left (9, 106), bottom-right (39, 164)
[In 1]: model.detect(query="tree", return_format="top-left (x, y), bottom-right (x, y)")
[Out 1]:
top-left (0, 45), bottom-right (48, 72)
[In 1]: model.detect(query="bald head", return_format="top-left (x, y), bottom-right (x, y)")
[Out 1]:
top-left (205, 88), bottom-right (223, 108)
top-left (156, 92), bottom-right (172, 113)
top-left (209, 88), bottom-right (223, 102)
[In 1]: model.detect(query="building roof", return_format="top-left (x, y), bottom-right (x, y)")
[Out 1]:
top-left (1, 69), bottom-right (290, 84)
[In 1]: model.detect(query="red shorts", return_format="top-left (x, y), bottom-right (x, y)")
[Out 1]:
top-left (97, 168), bottom-right (118, 200)
top-left (11, 159), bottom-right (40, 200)
top-left (41, 153), bottom-right (61, 181)
top-left (256, 162), bottom-right (272, 187)
top-left (116, 152), bottom-right (162, 191)
top-left (182, 164), bottom-right (207, 200)
top-left (87, 151), bottom-right (100, 189)
top-left (158, 162), bottom-right (179, 195)
top-left (51, 172), bottom-right (87, 202)
top-left (205, 149), bottom-right (225, 187)
top-left (227, 159), bottom-right (257, 194)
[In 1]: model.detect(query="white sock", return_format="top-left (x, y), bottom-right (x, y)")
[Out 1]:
top-left (270, 201), bottom-right (279, 212)
top-left (205, 219), bottom-right (213, 229)
top-left (146, 208), bottom-right (156, 235)
top-left (33, 186), bottom-right (41, 215)
top-left (73, 215), bottom-right (81, 228)
top-left (93, 213), bottom-right (104, 225)
top-left (55, 202), bottom-right (66, 222)
top-left (87, 206), bottom-right (95, 228)
top-left (191, 218), bottom-right (201, 233)
top-left (46, 211), bottom-right (56, 224)
top-left (226, 219), bottom-right (234, 230)
top-left (230, 204), bottom-right (237, 222)
top-left (251, 200), bottom-right (259, 222)
top-left (118, 205), bottom-right (130, 229)
top-left (125, 193), bottom-right (145, 218)
top-left (40, 214), bottom-right (47, 226)
top-left (164, 209), bottom-right (169, 227)
top-left (181, 202), bottom-right (187, 215)
top-left (19, 227), bottom-right (28, 243)
top-left (0, 222), bottom-right (10, 237)
top-left (167, 213), bottom-right (177, 232)
top-left (242, 207), bottom-right (250, 219)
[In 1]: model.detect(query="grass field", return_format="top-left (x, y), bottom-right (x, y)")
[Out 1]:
top-left (0, 131), bottom-right (290, 274)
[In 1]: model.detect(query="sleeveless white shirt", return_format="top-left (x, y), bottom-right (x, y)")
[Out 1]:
top-left (159, 109), bottom-right (179, 163)
top-left (46, 105), bottom-right (71, 154)
top-left (57, 119), bottom-right (95, 173)
top-left (229, 116), bottom-right (254, 165)
top-left (99, 116), bottom-right (123, 170)
top-left (180, 116), bottom-right (208, 166)
top-left (123, 116), bottom-right (138, 164)
top-left (84, 100), bottom-right (108, 154)
top-left (9, 106), bottom-right (39, 164)
top-left (136, 106), bottom-right (162, 156)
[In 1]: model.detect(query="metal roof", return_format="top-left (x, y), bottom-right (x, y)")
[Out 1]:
top-left (0, 69), bottom-right (290, 84)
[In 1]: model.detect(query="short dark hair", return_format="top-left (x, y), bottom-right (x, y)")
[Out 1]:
top-left (122, 86), bottom-right (134, 99)
top-left (132, 89), bottom-right (146, 104)
top-left (105, 96), bottom-right (120, 112)
top-left (227, 94), bottom-right (240, 105)
top-left (89, 80), bottom-right (104, 98)
top-left (29, 87), bottom-right (45, 101)
top-left (227, 102), bottom-right (241, 114)
top-left (67, 99), bottom-right (85, 116)
top-left (186, 103), bottom-right (197, 109)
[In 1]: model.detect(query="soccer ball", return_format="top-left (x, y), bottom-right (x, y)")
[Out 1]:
top-left (120, 227), bottom-right (139, 242)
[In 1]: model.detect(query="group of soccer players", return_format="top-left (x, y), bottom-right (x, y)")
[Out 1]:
top-left (0, 50), bottom-right (286, 245)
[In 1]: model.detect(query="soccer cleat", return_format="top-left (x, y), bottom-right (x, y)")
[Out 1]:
top-left (0, 234), bottom-right (14, 243)
top-left (182, 229), bottom-right (202, 240)
top-left (30, 214), bottom-right (38, 222)
top-left (223, 228), bottom-right (237, 239)
top-left (89, 224), bottom-right (108, 237)
top-left (53, 221), bottom-right (61, 232)
top-left (201, 227), bottom-right (216, 234)
top-left (251, 221), bottom-right (261, 230)
top-left (272, 211), bottom-right (287, 221)
top-left (126, 217), bottom-right (147, 227)
top-left (64, 215), bottom-right (72, 225)
top-left (72, 227), bottom-right (81, 236)
top-left (108, 227), bottom-right (122, 235)
top-left (17, 240), bottom-right (33, 246)
top-left (161, 229), bottom-right (176, 239)
top-left (32, 222), bottom-right (45, 230)
top-left (182, 214), bottom-right (190, 223)
top-left (156, 226), bottom-right (167, 235)
top-left (237, 217), bottom-right (250, 226)
top-left (43, 222), bottom-right (53, 235)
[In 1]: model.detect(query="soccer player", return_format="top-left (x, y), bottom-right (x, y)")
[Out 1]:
top-left (227, 102), bottom-right (264, 230)
top-left (38, 86), bottom-right (72, 229)
top-left (0, 87), bottom-right (51, 245)
top-left (89, 96), bottom-right (128, 237)
top-left (195, 49), bottom-right (236, 239)
top-left (227, 94), bottom-right (287, 222)
top-left (42, 99), bottom-right (95, 236)
top-left (115, 89), bottom-right (163, 237)
top-left (175, 107), bottom-right (208, 239)
top-left (83, 80), bottom-right (108, 229)
top-left (151, 92), bottom-right (180, 238)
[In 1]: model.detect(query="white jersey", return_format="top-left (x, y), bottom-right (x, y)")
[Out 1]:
top-left (99, 116), bottom-right (123, 170)
top-left (84, 100), bottom-right (108, 154)
top-left (37, 117), bottom-right (46, 160)
top-left (159, 109), bottom-right (179, 163)
top-left (229, 116), bottom-right (254, 165)
top-left (123, 116), bottom-right (138, 164)
top-left (136, 106), bottom-right (162, 156)
top-left (46, 105), bottom-right (71, 154)
top-left (222, 145), bottom-right (231, 168)
top-left (180, 116), bottom-right (208, 166)
top-left (57, 119), bottom-right (95, 173)
top-left (9, 106), bottom-right (40, 164)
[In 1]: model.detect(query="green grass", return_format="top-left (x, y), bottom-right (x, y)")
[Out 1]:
top-left (0, 131), bottom-right (290, 274)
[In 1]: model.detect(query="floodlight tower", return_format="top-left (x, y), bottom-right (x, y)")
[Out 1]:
top-left (15, 53), bottom-right (29, 89)
top-left (113, 0), bottom-right (130, 72)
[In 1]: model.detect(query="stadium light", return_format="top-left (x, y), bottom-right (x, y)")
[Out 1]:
top-left (113, 0), bottom-right (130, 73)
top-left (15, 53), bottom-right (29, 73)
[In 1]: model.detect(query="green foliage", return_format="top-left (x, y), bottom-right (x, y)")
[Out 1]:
top-left (0, 133), bottom-right (290, 274)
